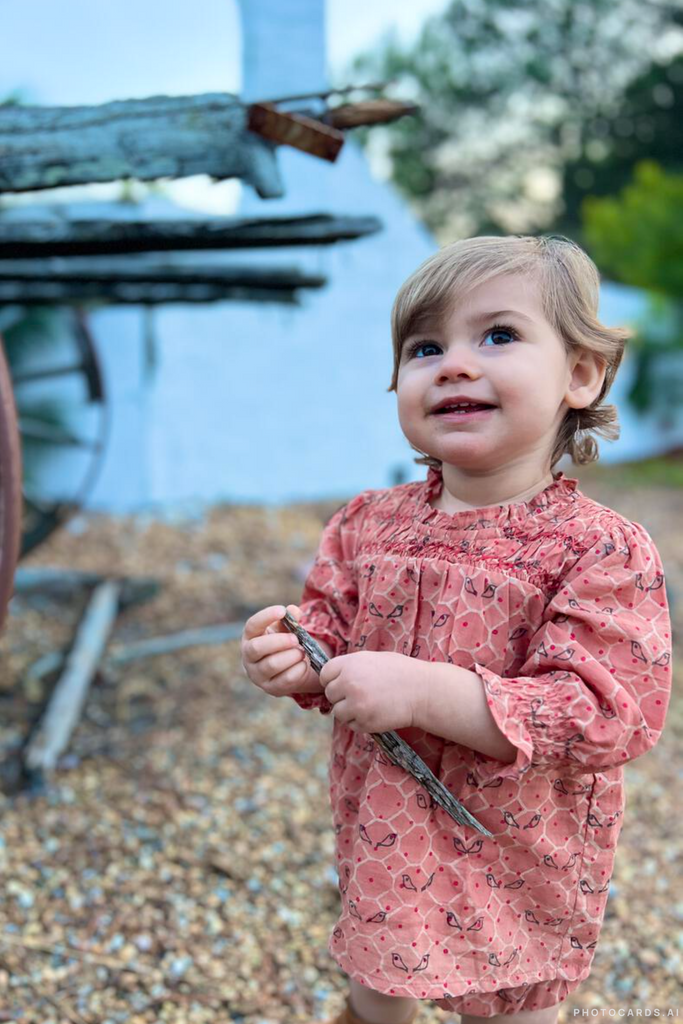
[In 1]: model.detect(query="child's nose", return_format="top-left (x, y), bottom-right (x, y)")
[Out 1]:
top-left (436, 344), bottom-right (481, 381)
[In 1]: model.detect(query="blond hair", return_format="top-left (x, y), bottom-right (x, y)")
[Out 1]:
top-left (388, 234), bottom-right (631, 468)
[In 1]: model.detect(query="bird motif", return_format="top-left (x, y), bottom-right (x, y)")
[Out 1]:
top-left (344, 797), bottom-right (359, 814)
top-left (400, 874), bottom-right (418, 892)
top-left (482, 776), bottom-right (503, 788)
top-left (410, 643), bottom-right (421, 658)
top-left (488, 952), bottom-right (502, 966)
top-left (368, 602), bottom-right (384, 618)
top-left (414, 955), bottom-right (429, 973)
top-left (464, 576), bottom-right (478, 596)
top-left (501, 949), bottom-right (519, 966)
top-left (445, 911), bottom-right (462, 930)
top-left (524, 910), bottom-right (540, 924)
top-left (467, 917), bottom-right (484, 931)
top-left (504, 878), bottom-right (525, 889)
top-left (348, 899), bottom-right (362, 920)
top-left (523, 814), bottom-right (542, 830)
top-left (485, 873), bottom-right (501, 889)
top-left (543, 854), bottom-right (560, 869)
top-left (453, 837), bottom-right (484, 855)
top-left (366, 911), bottom-right (387, 923)
top-left (354, 635), bottom-right (368, 649)
top-left (481, 582), bottom-right (498, 598)
top-left (509, 626), bottom-right (528, 640)
top-left (579, 880), bottom-right (594, 895)
top-left (502, 810), bottom-right (521, 828)
top-left (630, 640), bottom-right (648, 663)
top-left (586, 813), bottom-right (603, 828)
top-left (598, 700), bottom-right (617, 719)
top-left (562, 852), bottom-right (580, 871)
top-left (333, 926), bottom-right (343, 939)
top-left (391, 953), bottom-right (410, 973)
top-left (652, 651), bottom-right (671, 667)
top-left (420, 872), bottom-right (435, 891)
top-left (361, 564), bottom-right (376, 578)
top-left (570, 936), bottom-right (583, 949)
top-left (555, 646), bottom-right (575, 661)
top-left (386, 604), bottom-right (405, 620)
top-left (432, 612), bottom-right (450, 628)
top-left (529, 699), bottom-right (547, 730)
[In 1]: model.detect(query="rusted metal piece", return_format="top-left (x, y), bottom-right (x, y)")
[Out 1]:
top-left (0, 333), bottom-right (22, 634)
top-left (281, 611), bottom-right (493, 837)
top-left (247, 103), bottom-right (344, 162)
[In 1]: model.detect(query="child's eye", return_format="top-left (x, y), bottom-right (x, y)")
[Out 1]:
top-left (481, 323), bottom-right (520, 347)
top-left (405, 340), bottom-right (441, 359)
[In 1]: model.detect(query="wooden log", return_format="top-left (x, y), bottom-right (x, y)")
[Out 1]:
top-left (23, 580), bottom-right (122, 773)
top-left (0, 213), bottom-right (383, 258)
top-left (106, 622), bottom-right (244, 665)
top-left (0, 93), bottom-right (283, 199)
top-left (0, 259), bottom-right (327, 305)
top-left (13, 567), bottom-right (159, 609)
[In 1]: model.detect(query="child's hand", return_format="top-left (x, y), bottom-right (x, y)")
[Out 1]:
top-left (240, 604), bottom-right (330, 697)
top-left (319, 651), bottom-right (423, 733)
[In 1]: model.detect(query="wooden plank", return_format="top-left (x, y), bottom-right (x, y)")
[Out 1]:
top-left (23, 580), bottom-right (122, 773)
top-left (0, 93), bottom-right (283, 199)
top-left (0, 213), bottom-right (382, 258)
top-left (0, 259), bottom-right (327, 305)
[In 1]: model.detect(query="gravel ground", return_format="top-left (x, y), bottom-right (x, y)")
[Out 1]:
top-left (0, 468), bottom-right (680, 1024)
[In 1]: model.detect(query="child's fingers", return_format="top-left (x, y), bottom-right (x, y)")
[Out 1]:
top-left (251, 647), bottom-right (307, 688)
top-left (244, 630), bottom-right (299, 665)
top-left (243, 605), bottom-right (287, 640)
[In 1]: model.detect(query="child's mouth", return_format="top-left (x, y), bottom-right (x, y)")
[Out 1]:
top-left (433, 404), bottom-right (495, 421)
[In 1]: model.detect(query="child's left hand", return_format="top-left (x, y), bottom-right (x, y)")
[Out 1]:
top-left (319, 651), bottom-right (424, 733)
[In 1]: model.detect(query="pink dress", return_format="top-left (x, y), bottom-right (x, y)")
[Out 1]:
top-left (291, 466), bottom-right (672, 1016)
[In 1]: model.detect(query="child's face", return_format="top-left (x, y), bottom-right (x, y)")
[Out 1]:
top-left (395, 272), bottom-right (595, 476)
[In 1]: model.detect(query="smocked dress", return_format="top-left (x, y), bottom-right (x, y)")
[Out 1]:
top-left (291, 466), bottom-right (672, 1016)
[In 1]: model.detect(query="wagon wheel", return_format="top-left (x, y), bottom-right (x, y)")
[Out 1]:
top-left (0, 336), bottom-right (22, 633)
top-left (0, 307), bottom-right (111, 558)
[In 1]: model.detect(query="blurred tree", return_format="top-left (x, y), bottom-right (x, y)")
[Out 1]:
top-left (582, 161), bottom-right (683, 419)
top-left (344, 0), bottom-right (683, 241)
top-left (558, 55), bottom-right (683, 237)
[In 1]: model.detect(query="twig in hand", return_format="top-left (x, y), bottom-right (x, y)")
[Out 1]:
top-left (281, 611), bottom-right (493, 837)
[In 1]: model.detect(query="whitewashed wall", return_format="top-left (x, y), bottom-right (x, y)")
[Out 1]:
top-left (3, 0), bottom-right (680, 513)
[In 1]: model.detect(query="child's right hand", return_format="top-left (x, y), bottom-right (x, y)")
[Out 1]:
top-left (240, 604), bottom-right (330, 698)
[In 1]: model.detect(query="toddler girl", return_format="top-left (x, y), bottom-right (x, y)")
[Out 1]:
top-left (240, 235), bottom-right (672, 1024)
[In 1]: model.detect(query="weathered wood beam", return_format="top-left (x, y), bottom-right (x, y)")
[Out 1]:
top-left (0, 93), bottom-right (283, 199)
top-left (0, 259), bottom-right (327, 305)
top-left (23, 579), bottom-right (122, 774)
top-left (0, 213), bottom-right (382, 258)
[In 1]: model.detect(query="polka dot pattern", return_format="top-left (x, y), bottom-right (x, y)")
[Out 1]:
top-left (290, 467), bottom-right (672, 1005)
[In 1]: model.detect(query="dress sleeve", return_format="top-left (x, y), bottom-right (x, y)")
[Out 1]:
top-left (288, 490), bottom-right (369, 714)
top-left (470, 520), bottom-right (673, 783)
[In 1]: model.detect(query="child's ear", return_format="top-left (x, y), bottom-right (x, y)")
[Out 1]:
top-left (564, 349), bottom-right (607, 410)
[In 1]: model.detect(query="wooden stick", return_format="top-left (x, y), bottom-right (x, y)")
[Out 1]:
top-left (281, 612), bottom-right (493, 837)
top-left (14, 566), bottom-right (159, 609)
top-left (23, 580), bottom-right (122, 772)
top-left (106, 622), bottom-right (244, 664)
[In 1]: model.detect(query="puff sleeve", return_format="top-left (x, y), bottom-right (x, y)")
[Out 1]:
top-left (288, 490), bottom-right (370, 714)
top-left (470, 520), bottom-right (673, 783)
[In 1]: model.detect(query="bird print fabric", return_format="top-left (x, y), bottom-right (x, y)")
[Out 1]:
top-left (290, 466), bottom-right (672, 1010)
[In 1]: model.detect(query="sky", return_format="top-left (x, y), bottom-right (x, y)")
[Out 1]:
top-left (0, 0), bottom-right (449, 105)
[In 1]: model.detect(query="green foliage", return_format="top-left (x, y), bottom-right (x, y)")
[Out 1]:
top-left (582, 161), bottom-right (683, 417)
top-left (582, 161), bottom-right (683, 297)
top-left (342, 0), bottom-right (683, 240)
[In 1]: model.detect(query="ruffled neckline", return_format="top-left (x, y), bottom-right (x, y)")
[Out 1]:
top-left (418, 464), bottom-right (579, 528)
